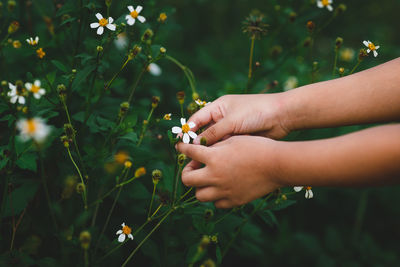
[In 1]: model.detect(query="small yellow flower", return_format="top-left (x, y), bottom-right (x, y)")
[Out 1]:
top-left (172, 118), bottom-right (197, 144)
top-left (126, 5), bottom-right (146, 26)
top-left (90, 13), bottom-right (116, 35)
top-left (12, 40), bottom-right (21, 48)
top-left (195, 99), bottom-right (210, 108)
top-left (134, 167), bottom-right (146, 178)
top-left (124, 160), bottom-right (132, 169)
top-left (158, 13), bottom-right (167, 23)
top-left (114, 151), bottom-right (129, 164)
top-left (25, 80), bottom-right (45, 99)
top-left (26, 36), bottom-right (39, 46)
top-left (163, 113), bottom-right (172, 120)
top-left (36, 48), bottom-right (46, 59)
top-left (116, 223), bottom-right (133, 242)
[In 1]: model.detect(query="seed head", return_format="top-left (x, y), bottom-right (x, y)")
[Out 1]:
top-left (79, 231), bottom-right (91, 250)
top-left (335, 37), bottom-right (343, 49)
top-left (176, 91), bottom-right (185, 104)
top-left (141, 29), bottom-right (154, 42)
top-left (128, 45), bottom-right (142, 60)
top-left (8, 21), bottom-right (19, 34)
top-left (151, 96), bottom-right (160, 108)
top-left (358, 49), bottom-right (368, 61)
top-left (242, 13), bottom-right (268, 39)
top-left (152, 169), bottom-right (162, 184)
top-left (177, 154), bottom-right (186, 166)
top-left (306, 21), bottom-right (315, 32)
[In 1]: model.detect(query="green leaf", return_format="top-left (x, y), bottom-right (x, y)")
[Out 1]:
top-left (258, 210), bottom-right (278, 227)
top-left (51, 60), bottom-right (69, 73)
top-left (2, 180), bottom-right (39, 218)
top-left (118, 132), bottom-right (138, 143)
top-left (216, 245), bottom-right (222, 264)
top-left (16, 152), bottom-right (37, 172)
top-left (0, 103), bottom-right (9, 114)
top-left (72, 65), bottom-right (96, 91)
top-left (270, 199), bottom-right (296, 211)
top-left (59, 17), bottom-right (77, 27)
top-left (46, 71), bottom-right (57, 86)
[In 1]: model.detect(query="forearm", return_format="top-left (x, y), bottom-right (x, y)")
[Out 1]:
top-left (282, 57), bottom-right (400, 131)
top-left (275, 124), bottom-right (400, 187)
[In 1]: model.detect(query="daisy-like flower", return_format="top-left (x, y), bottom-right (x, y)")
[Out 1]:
top-left (317, 0), bottom-right (333, 11)
top-left (195, 99), bottom-right (210, 108)
top-left (26, 36), bottom-right (39, 46)
top-left (294, 186), bottom-right (314, 199)
top-left (125, 5), bottom-right (146, 26)
top-left (8, 83), bottom-right (26, 104)
top-left (25, 80), bottom-right (45, 99)
top-left (172, 118), bottom-right (197, 144)
top-left (16, 117), bottom-right (51, 143)
top-left (163, 113), bottom-right (172, 120)
top-left (116, 223), bottom-right (133, 242)
top-left (148, 63), bottom-right (162, 76)
top-left (90, 13), bottom-right (116, 35)
top-left (363, 40), bottom-right (380, 57)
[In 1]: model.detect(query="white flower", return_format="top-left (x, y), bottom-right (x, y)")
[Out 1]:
top-left (114, 32), bottom-right (129, 50)
top-left (317, 0), bottom-right (333, 11)
top-left (90, 13), bottom-right (116, 35)
top-left (116, 223), bottom-right (133, 243)
top-left (283, 76), bottom-right (298, 91)
top-left (148, 63), bottom-right (162, 76)
top-left (195, 99), bottom-right (210, 108)
top-left (8, 83), bottom-right (26, 105)
top-left (294, 186), bottom-right (314, 199)
top-left (26, 36), bottom-right (39, 46)
top-left (16, 117), bottom-right (51, 143)
top-left (163, 113), bottom-right (172, 120)
top-left (172, 118), bottom-right (197, 144)
top-left (25, 80), bottom-right (45, 99)
top-left (125, 5), bottom-right (146, 25)
top-left (363, 40), bottom-right (380, 57)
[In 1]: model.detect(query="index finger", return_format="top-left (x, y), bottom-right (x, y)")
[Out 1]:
top-left (177, 142), bottom-right (209, 163)
top-left (187, 102), bottom-right (223, 133)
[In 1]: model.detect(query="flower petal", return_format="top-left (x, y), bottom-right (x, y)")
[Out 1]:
top-left (327, 5), bottom-right (333, 11)
top-left (183, 133), bottom-right (190, 144)
top-left (34, 80), bottom-right (41, 87)
top-left (136, 5), bottom-right (143, 13)
top-left (116, 230), bottom-right (123, 235)
top-left (373, 50), bottom-right (378, 57)
top-left (317, 1), bottom-right (323, 8)
top-left (97, 26), bottom-right (104, 35)
top-left (294, 186), bottom-right (303, 192)
top-left (375, 46), bottom-right (380, 50)
top-left (126, 17), bottom-right (135, 25)
top-left (90, 22), bottom-right (100, 28)
top-left (127, 5), bottom-right (134, 12)
top-left (188, 131), bottom-right (197, 139)
top-left (34, 93), bottom-right (40, 99)
top-left (108, 17), bottom-right (114, 24)
top-left (172, 126), bottom-right (182, 134)
top-left (137, 16), bottom-right (146, 23)
top-left (39, 89), bottom-right (46, 95)
top-left (118, 234), bottom-right (126, 242)
top-left (128, 234), bottom-right (134, 240)
top-left (366, 49), bottom-right (370, 53)
top-left (363, 41), bottom-right (369, 47)
top-left (9, 83), bottom-right (16, 90)
top-left (10, 95), bottom-right (18, 104)
top-left (180, 118), bottom-right (186, 125)
top-left (305, 190), bottom-right (314, 199)
top-left (95, 13), bottom-right (103, 20)
top-left (106, 24), bottom-right (116, 31)
top-left (18, 96), bottom-right (26, 105)
top-left (188, 122), bottom-right (195, 128)
top-left (25, 83), bottom-right (32, 90)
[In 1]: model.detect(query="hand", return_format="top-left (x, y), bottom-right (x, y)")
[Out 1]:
top-left (189, 94), bottom-right (291, 146)
top-left (177, 135), bottom-right (282, 208)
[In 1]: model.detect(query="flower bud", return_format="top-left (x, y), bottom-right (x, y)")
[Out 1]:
top-left (176, 91), bottom-right (185, 104)
top-left (255, 61), bottom-right (261, 67)
top-left (160, 47), bottom-right (167, 54)
top-left (124, 160), bottom-right (132, 169)
top-left (64, 123), bottom-right (76, 138)
top-left (79, 231), bottom-right (91, 250)
top-left (72, 69), bottom-right (77, 74)
top-left (335, 37), bottom-right (343, 49)
top-left (270, 45), bottom-right (282, 57)
top-left (22, 106), bottom-right (28, 114)
top-left (128, 45), bottom-right (142, 60)
top-left (312, 61), bottom-right (319, 71)
top-left (141, 29), bottom-right (154, 42)
top-left (177, 154), bottom-right (186, 166)
top-left (119, 101), bottom-right (129, 117)
top-left (57, 84), bottom-right (67, 101)
top-left (158, 13), bottom-right (167, 23)
top-left (210, 235), bottom-right (218, 243)
top-left (200, 259), bottom-right (216, 267)
top-left (200, 137), bottom-right (207, 146)
top-left (152, 169), bottom-right (162, 184)
top-left (338, 67), bottom-right (345, 75)
top-left (12, 40), bottom-right (21, 48)
top-left (105, 0), bottom-right (112, 7)
top-left (151, 96), bottom-right (160, 108)
top-left (163, 113), bottom-right (171, 120)
top-left (303, 37), bottom-right (313, 47)
top-left (96, 45), bottom-right (103, 52)
top-left (198, 235), bottom-right (210, 252)
top-left (36, 48), bottom-right (46, 59)
top-left (134, 167), bottom-right (146, 178)
top-left (191, 92), bottom-right (199, 101)
top-left (289, 12), bottom-right (297, 23)
top-left (76, 183), bottom-right (86, 194)
top-left (358, 49), bottom-right (368, 61)
top-left (7, 0), bottom-right (16, 12)
top-left (8, 21), bottom-right (19, 34)
top-left (306, 21), bottom-right (315, 32)
top-left (203, 209), bottom-right (214, 220)
top-left (336, 4), bottom-right (347, 14)
top-left (61, 175), bottom-right (77, 199)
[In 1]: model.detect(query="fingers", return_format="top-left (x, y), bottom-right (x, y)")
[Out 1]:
top-left (187, 103), bottom-right (221, 133)
top-left (181, 166), bottom-right (214, 187)
top-left (194, 118), bottom-right (233, 145)
top-left (195, 187), bottom-right (220, 202)
top-left (177, 142), bottom-right (209, 163)
top-left (214, 199), bottom-right (233, 209)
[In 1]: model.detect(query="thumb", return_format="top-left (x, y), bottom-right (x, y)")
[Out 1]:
top-left (194, 118), bottom-right (233, 145)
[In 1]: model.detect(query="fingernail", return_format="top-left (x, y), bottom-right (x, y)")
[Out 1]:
top-left (175, 144), bottom-right (178, 150)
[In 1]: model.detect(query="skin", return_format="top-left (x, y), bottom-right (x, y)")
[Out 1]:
top-left (177, 57), bottom-right (400, 209)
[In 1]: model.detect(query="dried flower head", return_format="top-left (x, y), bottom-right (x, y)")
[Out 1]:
top-left (242, 13), bottom-right (268, 39)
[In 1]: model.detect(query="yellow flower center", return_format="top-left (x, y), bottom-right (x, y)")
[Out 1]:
top-left (368, 42), bottom-right (376, 51)
top-left (31, 85), bottom-right (40, 93)
top-left (27, 119), bottom-right (36, 134)
top-left (122, 225), bottom-right (132, 235)
top-left (36, 48), bottom-right (46, 59)
top-left (130, 10), bottom-right (139, 18)
top-left (99, 18), bottom-right (108, 27)
top-left (181, 123), bottom-right (190, 133)
top-left (306, 186), bottom-right (312, 190)
top-left (321, 0), bottom-right (329, 6)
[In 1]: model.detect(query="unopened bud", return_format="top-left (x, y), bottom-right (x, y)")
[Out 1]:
top-left (289, 12), bottom-right (297, 23)
top-left (152, 169), bottom-right (162, 184)
top-left (13, 40), bottom-right (21, 48)
top-left (128, 45), bottom-right (142, 60)
top-left (335, 37), bottom-right (343, 49)
top-left (124, 161), bottom-right (132, 169)
top-left (192, 92), bottom-right (199, 101)
top-left (105, 0), bottom-right (112, 7)
top-left (8, 21), bottom-right (19, 34)
top-left (270, 45), bottom-right (282, 57)
top-left (79, 231), bottom-right (91, 250)
top-left (199, 235), bottom-right (210, 252)
top-left (200, 137), bottom-right (207, 146)
top-left (160, 47), bottom-right (167, 54)
top-left (96, 45), bottom-right (103, 52)
top-left (72, 69), bottom-right (77, 74)
top-left (141, 29), bottom-right (154, 42)
top-left (64, 123), bottom-right (76, 138)
top-left (177, 154), bottom-right (186, 166)
top-left (176, 91), bottom-right (185, 104)
top-left (358, 49), bottom-right (368, 61)
top-left (306, 21), bottom-right (315, 32)
top-left (76, 183), bottom-right (85, 194)
top-left (61, 135), bottom-right (70, 148)
top-left (204, 209), bottom-right (214, 220)
top-left (7, 0), bottom-right (16, 12)
top-left (119, 101), bottom-right (129, 113)
top-left (255, 61), bottom-right (261, 67)
top-left (338, 67), bottom-right (345, 75)
top-left (281, 194), bottom-right (287, 201)
top-left (303, 37), bottom-right (313, 47)
top-left (336, 4), bottom-right (347, 14)
top-left (134, 167), bottom-right (146, 178)
top-left (151, 96), bottom-right (160, 108)
top-left (158, 13), bottom-right (167, 23)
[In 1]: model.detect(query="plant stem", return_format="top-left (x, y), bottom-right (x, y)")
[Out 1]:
top-left (121, 209), bottom-right (174, 267)
top-left (165, 55), bottom-right (197, 95)
top-left (137, 106), bottom-right (155, 147)
top-left (350, 60), bottom-right (362, 75)
top-left (84, 249), bottom-right (89, 267)
top-left (179, 103), bottom-right (184, 117)
top-left (39, 151), bottom-right (58, 230)
top-left (172, 164), bottom-right (183, 204)
top-left (178, 187), bottom-right (193, 202)
top-left (105, 57), bottom-right (130, 91)
top-left (245, 34), bottom-right (256, 94)
top-left (127, 63), bottom-right (149, 104)
top-left (147, 183), bottom-right (157, 218)
top-left (88, 186), bottom-right (118, 208)
top-left (332, 48), bottom-right (338, 76)
top-left (66, 147), bottom-right (87, 209)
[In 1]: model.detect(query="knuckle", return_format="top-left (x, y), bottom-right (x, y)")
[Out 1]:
top-left (181, 173), bottom-right (191, 187)
top-left (195, 191), bottom-right (207, 202)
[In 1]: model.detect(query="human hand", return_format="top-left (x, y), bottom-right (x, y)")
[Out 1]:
top-left (189, 94), bottom-right (291, 146)
top-left (177, 135), bottom-right (282, 208)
